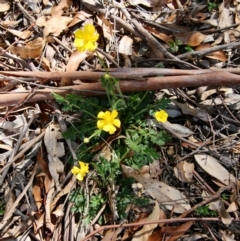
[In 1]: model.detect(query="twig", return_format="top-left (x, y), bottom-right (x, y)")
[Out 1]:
top-left (97, 48), bottom-right (121, 68)
top-left (0, 162), bottom-right (37, 234)
top-left (178, 182), bottom-right (235, 218)
top-left (0, 130), bottom-right (46, 175)
top-left (81, 217), bottom-right (223, 241)
top-left (177, 41), bottom-right (240, 60)
top-left (82, 0), bottom-right (144, 39)
top-left (201, 23), bottom-right (240, 34)
top-left (0, 112), bottom-right (37, 187)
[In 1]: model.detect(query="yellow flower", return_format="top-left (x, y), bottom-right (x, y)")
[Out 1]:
top-left (74, 24), bottom-right (99, 52)
top-left (97, 110), bottom-right (121, 134)
top-left (155, 110), bottom-right (168, 123)
top-left (71, 161), bottom-right (89, 181)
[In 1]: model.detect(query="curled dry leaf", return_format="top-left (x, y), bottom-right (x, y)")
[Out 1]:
top-left (118, 36), bottom-right (133, 55)
top-left (68, 11), bottom-right (92, 28)
top-left (144, 25), bottom-right (173, 43)
top-left (97, 14), bottom-right (113, 40)
top-left (7, 29), bottom-right (32, 40)
top-left (174, 161), bottom-right (194, 183)
top-left (132, 201), bottom-right (160, 241)
top-left (66, 51), bottom-right (88, 72)
top-left (195, 44), bottom-right (227, 62)
top-left (162, 121), bottom-right (194, 137)
top-left (173, 101), bottom-right (209, 122)
top-left (0, 0), bottom-right (10, 12)
top-left (174, 31), bottom-right (206, 47)
top-left (208, 199), bottom-right (233, 226)
top-left (9, 37), bottom-right (45, 59)
top-left (194, 154), bottom-right (238, 186)
top-left (148, 221), bottom-right (193, 241)
top-left (43, 16), bottom-right (73, 38)
top-left (122, 164), bottom-right (191, 213)
top-left (44, 123), bottom-right (65, 191)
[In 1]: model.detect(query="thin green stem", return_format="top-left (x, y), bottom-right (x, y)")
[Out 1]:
top-left (96, 51), bottom-right (108, 73)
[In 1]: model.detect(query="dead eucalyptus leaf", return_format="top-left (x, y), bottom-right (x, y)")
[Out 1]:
top-left (227, 202), bottom-right (238, 213)
top-left (144, 25), bottom-right (173, 43)
top-left (118, 36), bottom-right (133, 55)
top-left (132, 201), bottom-right (160, 241)
top-left (43, 16), bottom-right (72, 38)
top-left (174, 161), bottom-right (194, 183)
top-left (174, 32), bottom-right (206, 47)
top-left (0, 0), bottom-right (10, 12)
top-left (129, 0), bottom-right (169, 6)
top-left (194, 154), bottom-right (238, 186)
top-left (195, 44), bottom-right (227, 62)
top-left (122, 164), bottom-right (191, 213)
top-left (149, 221), bottom-right (193, 241)
top-left (44, 123), bottom-right (64, 191)
top-left (66, 51), bottom-right (88, 72)
top-left (51, 0), bottom-right (72, 17)
top-left (97, 14), bottom-right (113, 40)
top-left (162, 121), bottom-right (194, 137)
top-left (9, 37), bottom-right (44, 59)
top-left (8, 29), bottom-right (32, 40)
top-left (208, 199), bottom-right (233, 226)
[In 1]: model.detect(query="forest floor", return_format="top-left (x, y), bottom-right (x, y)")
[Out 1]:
top-left (0, 0), bottom-right (240, 240)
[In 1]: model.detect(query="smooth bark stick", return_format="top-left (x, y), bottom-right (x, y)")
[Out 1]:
top-left (1, 68), bottom-right (240, 82)
top-left (1, 71), bottom-right (240, 106)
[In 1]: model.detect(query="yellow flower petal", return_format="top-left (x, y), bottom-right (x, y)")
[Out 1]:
top-left (103, 124), bottom-right (116, 134)
top-left (113, 119), bottom-right (121, 128)
top-left (76, 172), bottom-right (84, 181)
top-left (97, 111), bottom-right (105, 119)
top-left (97, 120), bottom-right (105, 129)
top-left (111, 110), bottom-right (118, 119)
top-left (84, 24), bottom-right (95, 35)
top-left (74, 29), bottom-right (85, 39)
top-left (71, 166), bottom-right (81, 175)
top-left (84, 41), bottom-right (97, 51)
top-left (79, 162), bottom-right (89, 173)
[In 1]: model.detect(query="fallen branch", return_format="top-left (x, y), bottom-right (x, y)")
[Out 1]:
top-left (2, 71), bottom-right (240, 105)
top-left (1, 68), bottom-right (240, 82)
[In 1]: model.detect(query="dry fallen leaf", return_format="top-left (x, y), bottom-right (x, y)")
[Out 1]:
top-left (132, 201), bottom-right (160, 241)
top-left (195, 44), bottom-right (227, 62)
top-left (208, 199), bottom-right (233, 226)
top-left (44, 123), bottom-right (65, 191)
top-left (194, 154), bottom-right (238, 186)
top-left (174, 31), bottom-right (206, 47)
top-left (148, 221), bottom-right (193, 241)
top-left (97, 14), bottom-right (113, 40)
top-left (118, 36), bottom-right (133, 55)
top-left (7, 29), bottom-right (32, 40)
top-left (122, 164), bottom-right (191, 213)
top-left (43, 16), bottom-right (73, 38)
top-left (66, 51), bottom-right (88, 72)
top-left (0, 0), bottom-right (10, 12)
top-left (174, 161), bottom-right (194, 183)
top-left (144, 25), bottom-right (173, 43)
top-left (173, 100), bottom-right (209, 122)
top-left (9, 37), bottom-right (45, 59)
top-left (129, 0), bottom-right (170, 7)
